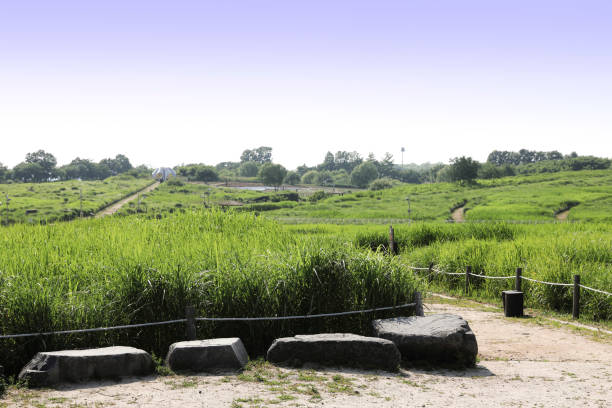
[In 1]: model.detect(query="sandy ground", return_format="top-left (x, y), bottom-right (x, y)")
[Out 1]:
top-left (95, 182), bottom-right (159, 218)
top-left (3, 300), bottom-right (611, 408)
top-left (555, 209), bottom-right (570, 221)
top-left (451, 206), bottom-right (465, 222)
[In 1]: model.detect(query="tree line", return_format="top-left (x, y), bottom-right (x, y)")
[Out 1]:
top-left (0, 150), bottom-right (147, 183)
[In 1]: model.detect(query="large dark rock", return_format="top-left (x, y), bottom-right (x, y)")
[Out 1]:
top-left (266, 333), bottom-right (400, 371)
top-left (18, 346), bottom-right (154, 387)
top-left (166, 338), bottom-right (249, 372)
top-left (372, 314), bottom-right (478, 367)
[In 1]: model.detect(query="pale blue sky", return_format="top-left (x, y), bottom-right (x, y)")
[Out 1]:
top-left (1, 1), bottom-right (611, 168)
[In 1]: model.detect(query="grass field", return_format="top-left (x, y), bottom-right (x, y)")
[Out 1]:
top-left (0, 175), bottom-right (154, 224)
top-left (1, 169), bottom-right (611, 378)
top-left (0, 209), bottom-right (421, 376)
top-left (108, 169), bottom-right (612, 224)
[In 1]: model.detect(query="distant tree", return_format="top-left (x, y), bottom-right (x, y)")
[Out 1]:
top-left (350, 161), bottom-right (378, 187)
top-left (196, 166), bottom-right (219, 182)
top-left (296, 164), bottom-right (312, 176)
top-left (100, 154), bottom-right (132, 175)
top-left (395, 168), bottom-right (421, 183)
top-left (23, 149), bottom-right (57, 181)
top-left (377, 152), bottom-right (394, 177)
top-left (301, 170), bottom-right (319, 184)
top-left (284, 171), bottom-right (301, 185)
top-left (62, 158), bottom-right (111, 180)
top-left (333, 151), bottom-right (362, 173)
top-left (314, 170), bottom-right (333, 186)
top-left (12, 162), bottom-right (46, 182)
top-left (259, 163), bottom-right (287, 189)
top-left (241, 146), bottom-right (272, 164)
top-left (238, 161), bottom-right (259, 177)
top-left (331, 169), bottom-right (351, 186)
top-left (478, 163), bottom-right (504, 179)
top-left (448, 156), bottom-right (480, 183)
top-left (319, 152), bottom-right (336, 171)
top-left (0, 162), bottom-right (7, 182)
top-left (215, 161), bottom-right (240, 171)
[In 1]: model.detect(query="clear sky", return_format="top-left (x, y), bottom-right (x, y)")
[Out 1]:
top-left (1, 0), bottom-right (611, 169)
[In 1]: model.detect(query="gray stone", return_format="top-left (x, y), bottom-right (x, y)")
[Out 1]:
top-left (372, 314), bottom-right (478, 367)
top-left (18, 346), bottom-right (154, 387)
top-left (266, 333), bottom-right (400, 371)
top-left (166, 338), bottom-right (249, 372)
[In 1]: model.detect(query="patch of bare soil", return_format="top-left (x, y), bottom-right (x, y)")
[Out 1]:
top-left (3, 301), bottom-right (611, 407)
top-left (555, 209), bottom-right (570, 221)
top-left (451, 206), bottom-right (465, 222)
top-left (95, 182), bottom-right (160, 218)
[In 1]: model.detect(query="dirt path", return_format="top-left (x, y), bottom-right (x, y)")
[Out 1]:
top-left (5, 298), bottom-right (610, 407)
top-left (555, 209), bottom-right (570, 221)
top-left (94, 182), bottom-right (159, 218)
top-left (451, 206), bottom-right (465, 222)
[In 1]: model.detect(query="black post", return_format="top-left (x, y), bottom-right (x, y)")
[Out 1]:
top-left (185, 305), bottom-right (196, 340)
top-left (415, 292), bottom-right (424, 317)
top-left (465, 266), bottom-right (471, 295)
top-left (573, 275), bottom-right (580, 319)
top-left (515, 268), bottom-right (522, 292)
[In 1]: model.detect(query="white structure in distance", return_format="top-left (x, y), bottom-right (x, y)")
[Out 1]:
top-left (152, 167), bottom-right (176, 182)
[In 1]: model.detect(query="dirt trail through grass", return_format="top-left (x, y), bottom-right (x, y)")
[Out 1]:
top-left (555, 209), bottom-right (570, 221)
top-left (95, 182), bottom-right (159, 218)
top-left (5, 297), bottom-right (610, 407)
top-left (451, 206), bottom-right (465, 222)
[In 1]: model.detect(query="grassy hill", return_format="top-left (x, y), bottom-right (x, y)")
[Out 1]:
top-left (0, 175), bottom-right (153, 224)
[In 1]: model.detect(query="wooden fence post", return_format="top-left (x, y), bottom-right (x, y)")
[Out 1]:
top-left (415, 292), bottom-right (424, 317)
top-left (388, 225), bottom-right (397, 255)
top-left (185, 305), bottom-right (196, 340)
top-left (515, 268), bottom-right (522, 292)
top-left (465, 266), bottom-right (471, 295)
top-left (573, 275), bottom-right (580, 319)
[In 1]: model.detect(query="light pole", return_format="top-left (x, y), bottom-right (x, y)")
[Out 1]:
top-left (401, 147), bottom-right (405, 168)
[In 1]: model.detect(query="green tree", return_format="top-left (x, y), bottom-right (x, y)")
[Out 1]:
top-left (259, 163), bottom-right (287, 189)
top-left (238, 161), bottom-right (259, 177)
top-left (314, 170), bottom-right (333, 186)
top-left (24, 149), bottom-right (57, 181)
top-left (100, 154), bottom-right (132, 175)
top-left (196, 166), bottom-right (219, 182)
top-left (241, 146), bottom-right (272, 164)
top-left (0, 162), bottom-right (7, 182)
top-left (319, 152), bottom-right (336, 171)
top-left (350, 162), bottom-right (378, 187)
top-left (12, 162), bottom-right (46, 182)
top-left (284, 171), bottom-right (301, 185)
top-left (448, 156), bottom-right (480, 183)
top-left (301, 170), bottom-right (319, 184)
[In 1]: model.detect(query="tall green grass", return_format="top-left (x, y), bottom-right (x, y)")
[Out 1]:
top-left (0, 209), bottom-right (421, 376)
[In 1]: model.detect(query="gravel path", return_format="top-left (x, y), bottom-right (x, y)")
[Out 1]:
top-left (3, 300), bottom-right (611, 407)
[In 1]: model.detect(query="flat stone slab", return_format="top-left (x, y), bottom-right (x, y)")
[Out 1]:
top-left (372, 314), bottom-right (478, 367)
top-left (18, 346), bottom-right (154, 387)
top-left (266, 333), bottom-right (400, 371)
top-left (166, 338), bottom-right (249, 372)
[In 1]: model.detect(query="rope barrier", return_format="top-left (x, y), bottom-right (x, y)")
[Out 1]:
top-left (195, 303), bottom-right (417, 322)
top-left (468, 272), bottom-right (515, 280)
top-left (520, 277), bottom-right (573, 287)
top-left (579, 284), bottom-right (612, 296)
top-left (0, 303), bottom-right (417, 339)
top-left (0, 319), bottom-right (187, 340)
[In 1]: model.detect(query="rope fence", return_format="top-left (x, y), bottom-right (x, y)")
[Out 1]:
top-left (0, 302), bottom-right (419, 340)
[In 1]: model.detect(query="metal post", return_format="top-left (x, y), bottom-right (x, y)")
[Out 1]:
top-left (573, 275), bottom-right (580, 319)
top-left (515, 268), bottom-right (522, 292)
top-left (185, 305), bottom-right (196, 340)
top-left (465, 266), bottom-right (471, 295)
